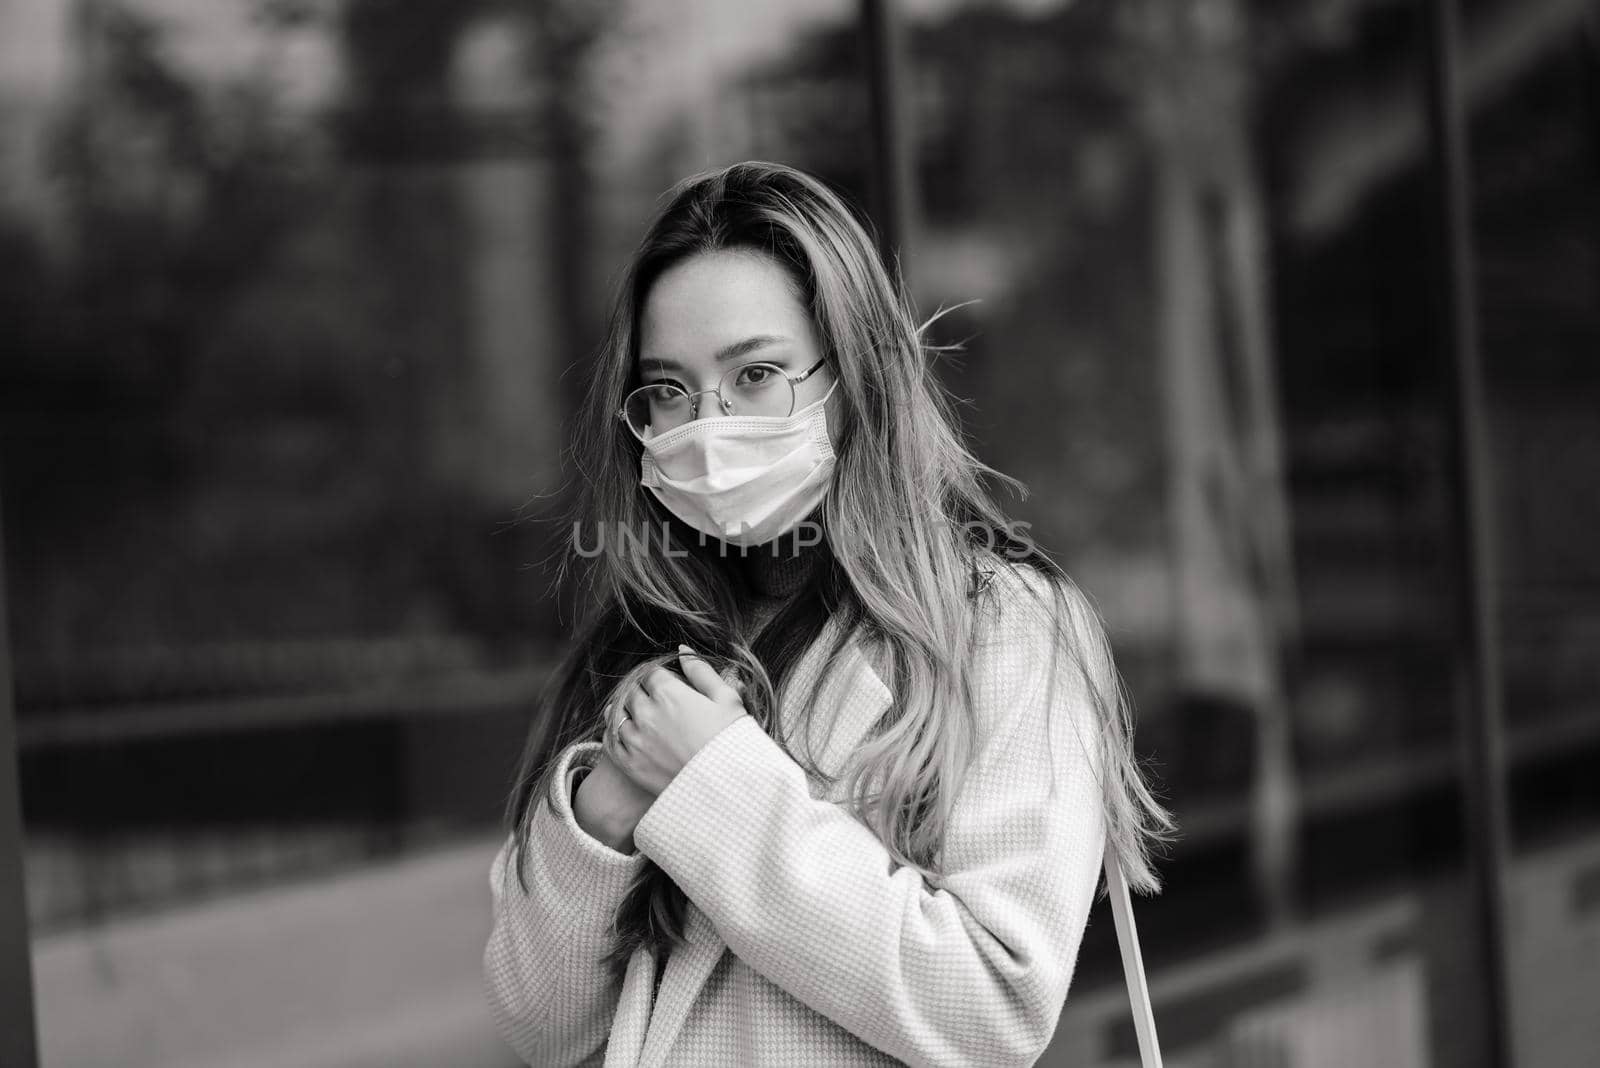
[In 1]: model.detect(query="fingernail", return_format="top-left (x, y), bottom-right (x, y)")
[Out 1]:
top-left (678, 644), bottom-right (693, 653)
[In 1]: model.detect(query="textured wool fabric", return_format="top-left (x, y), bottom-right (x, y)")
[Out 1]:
top-left (482, 562), bottom-right (1110, 1067)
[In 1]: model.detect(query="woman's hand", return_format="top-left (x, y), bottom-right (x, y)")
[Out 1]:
top-left (605, 645), bottom-right (749, 797)
top-left (572, 750), bottom-right (656, 854)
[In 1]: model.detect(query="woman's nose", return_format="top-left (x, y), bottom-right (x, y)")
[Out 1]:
top-left (690, 390), bottom-right (732, 421)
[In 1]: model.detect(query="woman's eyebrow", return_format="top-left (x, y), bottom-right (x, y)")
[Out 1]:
top-left (640, 334), bottom-right (791, 373)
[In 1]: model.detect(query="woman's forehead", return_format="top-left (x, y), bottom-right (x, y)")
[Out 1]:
top-left (639, 251), bottom-right (815, 366)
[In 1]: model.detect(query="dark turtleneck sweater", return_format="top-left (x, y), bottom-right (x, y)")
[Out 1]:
top-left (729, 531), bottom-right (825, 644)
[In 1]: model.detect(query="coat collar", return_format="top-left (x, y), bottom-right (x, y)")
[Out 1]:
top-left (617, 612), bottom-right (894, 1068)
top-left (774, 610), bottom-right (894, 797)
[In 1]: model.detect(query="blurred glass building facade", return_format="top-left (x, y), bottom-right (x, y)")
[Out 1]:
top-left (1, 0), bottom-right (1597, 1065)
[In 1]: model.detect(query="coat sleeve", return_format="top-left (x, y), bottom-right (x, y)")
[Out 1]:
top-left (630, 571), bottom-right (1111, 1068)
top-left (483, 738), bottom-right (648, 1067)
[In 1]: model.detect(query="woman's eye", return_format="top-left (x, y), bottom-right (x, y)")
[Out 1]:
top-left (736, 365), bottom-right (772, 387)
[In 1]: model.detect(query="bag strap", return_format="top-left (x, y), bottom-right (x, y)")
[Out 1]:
top-left (1105, 840), bottom-right (1163, 1068)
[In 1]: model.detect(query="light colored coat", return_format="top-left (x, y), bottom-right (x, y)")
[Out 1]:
top-left (482, 564), bottom-right (1109, 1067)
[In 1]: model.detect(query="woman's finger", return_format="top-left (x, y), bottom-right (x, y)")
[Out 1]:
top-left (623, 684), bottom-right (655, 722)
top-left (676, 644), bottom-right (742, 704)
top-left (641, 663), bottom-right (694, 701)
top-left (616, 716), bottom-right (642, 753)
top-left (602, 716), bottom-right (628, 765)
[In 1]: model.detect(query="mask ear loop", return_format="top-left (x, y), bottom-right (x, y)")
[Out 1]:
top-left (794, 373), bottom-right (841, 418)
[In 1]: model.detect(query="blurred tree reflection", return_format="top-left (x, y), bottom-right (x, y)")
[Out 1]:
top-left (3, 1), bottom-right (634, 714)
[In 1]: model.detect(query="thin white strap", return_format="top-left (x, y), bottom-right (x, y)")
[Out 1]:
top-left (1105, 840), bottom-right (1162, 1068)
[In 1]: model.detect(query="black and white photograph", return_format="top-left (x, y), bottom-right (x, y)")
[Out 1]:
top-left (2, 1), bottom-right (1597, 1066)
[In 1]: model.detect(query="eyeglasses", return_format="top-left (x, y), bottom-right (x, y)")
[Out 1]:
top-left (617, 356), bottom-right (829, 441)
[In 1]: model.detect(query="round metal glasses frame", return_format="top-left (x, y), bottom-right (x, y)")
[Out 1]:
top-left (616, 355), bottom-right (829, 441)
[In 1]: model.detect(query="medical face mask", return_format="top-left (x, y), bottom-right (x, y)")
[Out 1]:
top-left (639, 378), bottom-right (840, 547)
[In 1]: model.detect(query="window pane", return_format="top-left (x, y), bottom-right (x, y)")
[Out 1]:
top-left (896, 0), bottom-right (1537, 1064)
top-left (1466, 3), bottom-right (1600, 1066)
top-left (1, 1), bottom-right (863, 1063)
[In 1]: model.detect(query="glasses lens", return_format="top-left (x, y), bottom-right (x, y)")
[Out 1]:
top-left (624, 384), bottom-right (692, 438)
top-left (720, 362), bottom-right (795, 418)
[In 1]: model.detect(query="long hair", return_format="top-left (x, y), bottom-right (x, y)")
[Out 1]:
top-left (500, 160), bottom-right (1175, 984)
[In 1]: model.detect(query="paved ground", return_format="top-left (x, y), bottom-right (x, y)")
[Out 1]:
top-left (27, 827), bottom-right (1600, 1067)
top-left (31, 830), bottom-right (519, 1068)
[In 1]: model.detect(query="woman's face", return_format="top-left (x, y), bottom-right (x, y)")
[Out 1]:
top-left (637, 249), bottom-right (842, 452)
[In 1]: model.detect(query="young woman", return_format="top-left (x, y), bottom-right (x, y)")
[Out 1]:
top-left (482, 160), bottom-right (1173, 1068)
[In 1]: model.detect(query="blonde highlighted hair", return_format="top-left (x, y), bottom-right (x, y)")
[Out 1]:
top-left (502, 160), bottom-right (1175, 982)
